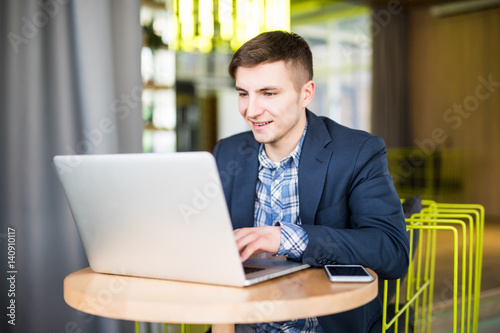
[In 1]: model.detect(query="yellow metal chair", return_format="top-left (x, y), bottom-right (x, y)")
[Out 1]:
top-left (382, 200), bottom-right (484, 333)
top-left (421, 201), bottom-right (484, 333)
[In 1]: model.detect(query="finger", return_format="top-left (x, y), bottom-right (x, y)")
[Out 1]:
top-left (233, 227), bottom-right (252, 241)
top-left (234, 228), bottom-right (264, 261)
top-left (234, 229), bottom-right (259, 253)
top-left (239, 237), bottom-right (266, 262)
top-left (233, 227), bottom-right (281, 261)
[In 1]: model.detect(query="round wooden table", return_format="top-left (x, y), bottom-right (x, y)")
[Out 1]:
top-left (64, 267), bottom-right (378, 333)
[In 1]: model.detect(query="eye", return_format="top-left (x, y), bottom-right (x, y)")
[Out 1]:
top-left (238, 92), bottom-right (248, 97)
top-left (264, 92), bottom-right (276, 97)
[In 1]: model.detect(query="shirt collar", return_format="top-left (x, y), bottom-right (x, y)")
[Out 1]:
top-left (258, 121), bottom-right (308, 170)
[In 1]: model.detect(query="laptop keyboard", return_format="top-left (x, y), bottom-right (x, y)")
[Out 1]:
top-left (244, 266), bottom-right (265, 274)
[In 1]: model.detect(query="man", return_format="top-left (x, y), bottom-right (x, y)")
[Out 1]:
top-left (213, 31), bottom-right (409, 332)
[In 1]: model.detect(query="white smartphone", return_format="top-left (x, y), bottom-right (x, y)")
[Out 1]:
top-left (324, 264), bottom-right (374, 283)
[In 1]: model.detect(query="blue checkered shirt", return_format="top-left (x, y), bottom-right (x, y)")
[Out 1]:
top-left (253, 124), bottom-right (324, 333)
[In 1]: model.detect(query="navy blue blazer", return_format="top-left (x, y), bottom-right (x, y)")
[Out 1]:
top-left (213, 110), bottom-right (409, 332)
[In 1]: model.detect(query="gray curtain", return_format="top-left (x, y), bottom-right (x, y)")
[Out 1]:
top-left (0, 0), bottom-right (142, 332)
top-left (370, 5), bottom-right (411, 147)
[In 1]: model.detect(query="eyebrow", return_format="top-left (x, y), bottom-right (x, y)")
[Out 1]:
top-left (235, 85), bottom-right (281, 92)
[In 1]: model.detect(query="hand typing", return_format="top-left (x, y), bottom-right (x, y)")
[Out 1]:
top-left (234, 226), bottom-right (281, 262)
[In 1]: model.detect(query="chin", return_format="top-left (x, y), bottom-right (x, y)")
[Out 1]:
top-left (255, 136), bottom-right (277, 145)
top-left (252, 133), bottom-right (271, 144)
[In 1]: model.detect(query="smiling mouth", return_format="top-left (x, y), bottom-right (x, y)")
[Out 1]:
top-left (253, 121), bottom-right (273, 127)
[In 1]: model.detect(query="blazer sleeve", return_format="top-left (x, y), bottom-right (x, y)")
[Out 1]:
top-left (301, 136), bottom-right (409, 280)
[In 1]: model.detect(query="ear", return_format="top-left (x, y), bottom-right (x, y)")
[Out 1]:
top-left (301, 80), bottom-right (315, 108)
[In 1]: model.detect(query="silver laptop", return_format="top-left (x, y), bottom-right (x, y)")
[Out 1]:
top-left (53, 152), bottom-right (309, 287)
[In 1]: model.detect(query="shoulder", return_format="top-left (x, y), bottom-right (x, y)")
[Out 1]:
top-left (307, 111), bottom-right (385, 151)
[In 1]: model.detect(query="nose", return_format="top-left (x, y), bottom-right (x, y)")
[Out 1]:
top-left (243, 94), bottom-right (264, 119)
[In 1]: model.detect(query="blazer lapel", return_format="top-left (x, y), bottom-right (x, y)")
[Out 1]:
top-left (231, 137), bottom-right (259, 229)
top-left (299, 110), bottom-right (333, 225)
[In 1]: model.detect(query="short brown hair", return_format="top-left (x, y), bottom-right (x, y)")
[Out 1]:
top-left (228, 31), bottom-right (313, 89)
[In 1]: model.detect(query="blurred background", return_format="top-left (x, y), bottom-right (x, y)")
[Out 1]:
top-left (0, 0), bottom-right (499, 332)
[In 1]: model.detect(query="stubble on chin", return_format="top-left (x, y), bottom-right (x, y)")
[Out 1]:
top-left (252, 131), bottom-right (278, 145)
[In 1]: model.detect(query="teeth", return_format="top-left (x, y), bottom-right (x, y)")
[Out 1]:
top-left (256, 121), bottom-right (272, 126)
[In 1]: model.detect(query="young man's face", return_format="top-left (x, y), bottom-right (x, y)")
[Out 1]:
top-left (235, 61), bottom-right (314, 157)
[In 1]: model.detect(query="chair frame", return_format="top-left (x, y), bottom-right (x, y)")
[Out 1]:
top-left (382, 200), bottom-right (484, 333)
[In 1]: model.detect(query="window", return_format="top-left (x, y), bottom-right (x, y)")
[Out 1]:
top-left (140, 0), bottom-right (177, 153)
top-left (293, 5), bottom-right (372, 132)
